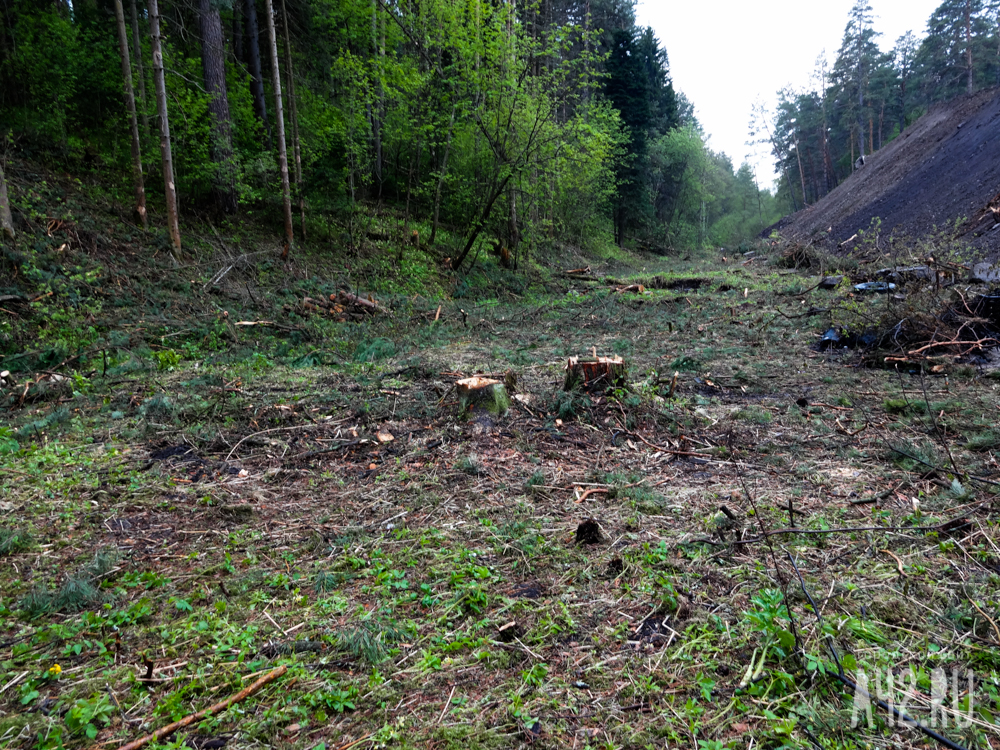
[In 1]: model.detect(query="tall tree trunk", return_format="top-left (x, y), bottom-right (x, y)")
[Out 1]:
top-left (0, 165), bottom-right (14, 240)
top-left (114, 0), bottom-right (148, 229)
top-left (966, 0), bottom-right (974, 95)
top-left (793, 131), bottom-right (807, 207)
top-left (199, 0), bottom-right (237, 214)
top-left (507, 182), bottom-right (519, 257)
top-left (233, 2), bottom-right (243, 65)
top-left (129, 0), bottom-right (150, 138)
top-left (263, 0), bottom-right (294, 256)
top-left (281, 0), bottom-right (305, 239)
top-left (370, 0), bottom-right (383, 197)
top-left (245, 0), bottom-right (270, 138)
top-left (147, 0), bottom-right (181, 260)
top-left (898, 80), bottom-right (907, 135)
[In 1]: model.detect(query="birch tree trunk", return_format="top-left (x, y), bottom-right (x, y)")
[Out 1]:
top-left (129, 0), bottom-right (149, 138)
top-left (147, 0), bottom-right (181, 260)
top-left (263, 0), bottom-right (294, 256)
top-left (281, 0), bottom-right (305, 239)
top-left (199, 0), bottom-right (238, 214)
top-left (0, 165), bottom-right (14, 240)
top-left (114, 0), bottom-right (148, 229)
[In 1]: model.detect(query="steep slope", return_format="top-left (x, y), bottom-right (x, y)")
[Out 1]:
top-left (771, 88), bottom-right (1000, 259)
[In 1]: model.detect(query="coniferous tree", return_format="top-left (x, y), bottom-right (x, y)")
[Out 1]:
top-left (114, 0), bottom-right (147, 229)
top-left (147, 0), bottom-right (181, 260)
top-left (831, 0), bottom-right (881, 164)
top-left (0, 165), bottom-right (13, 240)
top-left (263, 0), bottom-right (294, 256)
top-left (129, 0), bottom-right (150, 138)
top-left (200, 0), bottom-right (238, 215)
top-left (280, 0), bottom-right (305, 239)
top-left (245, 0), bottom-right (270, 138)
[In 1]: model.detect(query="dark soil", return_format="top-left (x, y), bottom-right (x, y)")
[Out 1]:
top-left (770, 87), bottom-right (1000, 260)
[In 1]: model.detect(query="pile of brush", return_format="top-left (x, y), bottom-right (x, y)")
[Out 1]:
top-left (292, 290), bottom-right (387, 322)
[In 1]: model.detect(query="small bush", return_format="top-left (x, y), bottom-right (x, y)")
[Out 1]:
top-left (966, 430), bottom-right (1000, 451)
top-left (550, 390), bottom-right (591, 421)
top-left (15, 406), bottom-right (71, 440)
top-left (669, 356), bottom-right (702, 372)
top-left (524, 470), bottom-right (546, 493)
top-left (354, 338), bottom-right (396, 363)
top-left (457, 454), bottom-right (482, 475)
top-left (888, 440), bottom-right (941, 472)
top-left (0, 527), bottom-right (32, 555)
top-left (734, 406), bottom-right (772, 424)
top-left (140, 394), bottom-right (176, 419)
top-left (17, 548), bottom-right (118, 617)
top-left (336, 619), bottom-right (405, 664)
top-left (314, 570), bottom-right (338, 594)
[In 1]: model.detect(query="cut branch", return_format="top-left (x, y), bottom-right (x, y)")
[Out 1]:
top-left (105, 665), bottom-right (287, 750)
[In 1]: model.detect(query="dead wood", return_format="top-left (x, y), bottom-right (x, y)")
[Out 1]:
top-left (106, 665), bottom-right (287, 750)
top-left (564, 355), bottom-right (626, 392)
top-left (456, 376), bottom-right (510, 416)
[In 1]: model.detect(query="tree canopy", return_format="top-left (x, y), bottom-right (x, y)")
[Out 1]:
top-left (0, 0), bottom-right (780, 259)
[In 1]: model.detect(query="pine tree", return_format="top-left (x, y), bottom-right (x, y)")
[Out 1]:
top-left (147, 0), bottom-right (181, 260)
top-left (0, 165), bottom-right (13, 240)
top-left (199, 0), bottom-right (238, 214)
top-left (113, 0), bottom-right (147, 228)
top-left (263, 0), bottom-right (294, 256)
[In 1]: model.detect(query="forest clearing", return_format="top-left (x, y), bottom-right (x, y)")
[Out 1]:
top-left (2, 182), bottom-right (1000, 749)
top-left (5, 0), bottom-right (1000, 746)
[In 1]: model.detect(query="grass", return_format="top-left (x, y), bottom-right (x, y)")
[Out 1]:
top-left (2, 184), bottom-right (1000, 750)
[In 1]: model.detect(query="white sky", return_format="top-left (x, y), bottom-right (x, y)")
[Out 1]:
top-left (635, 0), bottom-right (945, 187)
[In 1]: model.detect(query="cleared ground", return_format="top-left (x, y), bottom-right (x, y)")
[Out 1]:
top-left (2, 230), bottom-right (1000, 750)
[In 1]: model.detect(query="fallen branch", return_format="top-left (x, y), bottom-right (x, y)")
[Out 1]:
top-left (700, 514), bottom-right (980, 547)
top-left (887, 446), bottom-right (1000, 488)
top-left (789, 555), bottom-right (970, 750)
top-left (774, 305), bottom-right (829, 320)
top-left (904, 337), bottom-right (998, 357)
top-left (105, 665), bottom-right (287, 750)
top-left (288, 439), bottom-right (371, 460)
top-left (964, 586), bottom-right (1000, 644)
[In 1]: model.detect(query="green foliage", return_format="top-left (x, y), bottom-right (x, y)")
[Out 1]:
top-left (18, 548), bottom-right (118, 617)
top-left (743, 589), bottom-right (795, 657)
top-left (64, 693), bottom-right (114, 740)
top-left (335, 619), bottom-right (405, 665)
top-left (154, 349), bottom-right (181, 371)
top-left (0, 527), bottom-right (32, 555)
top-left (354, 338), bottom-right (396, 363)
top-left (303, 685), bottom-right (359, 714)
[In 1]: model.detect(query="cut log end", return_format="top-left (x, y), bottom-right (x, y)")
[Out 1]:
top-left (456, 376), bottom-right (510, 417)
top-left (564, 355), bottom-right (627, 392)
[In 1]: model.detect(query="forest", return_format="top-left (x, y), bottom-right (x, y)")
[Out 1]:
top-left (3, 0), bottom-right (1000, 255)
top-left (3, 1), bottom-right (1000, 749)
top-left (0, 0), bottom-right (785, 258)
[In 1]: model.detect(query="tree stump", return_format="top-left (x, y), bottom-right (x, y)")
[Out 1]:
top-left (563, 355), bottom-right (627, 392)
top-left (456, 376), bottom-right (510, 416)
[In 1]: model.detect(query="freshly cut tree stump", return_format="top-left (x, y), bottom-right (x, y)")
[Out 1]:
top-left (563, 355), bottom-right (627, 392)
top-left (457, 376), bottom-right (510, 416)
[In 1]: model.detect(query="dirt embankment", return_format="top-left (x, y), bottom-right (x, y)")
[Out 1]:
top-left (771, 87), bottom-right (1000, 260)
